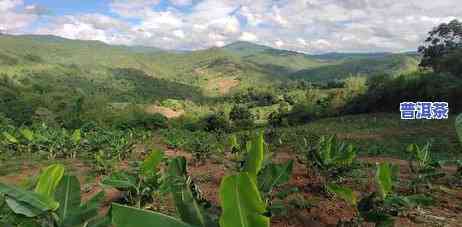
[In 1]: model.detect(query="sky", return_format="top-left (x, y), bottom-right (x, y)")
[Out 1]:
top-left (0, 0), bottom-right (461, 53)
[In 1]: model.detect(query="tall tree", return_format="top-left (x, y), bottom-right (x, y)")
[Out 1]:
top-left (418, 19), bottom-right (462, 76)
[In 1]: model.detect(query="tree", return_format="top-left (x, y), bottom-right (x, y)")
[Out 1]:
top-left (418, 19), bottom-right (462, 76)
top-left (229, 105), bottom-right (255, 129)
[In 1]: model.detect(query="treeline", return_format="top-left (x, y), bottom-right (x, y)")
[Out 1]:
top-left (344, 72), bottom-right (462, 114)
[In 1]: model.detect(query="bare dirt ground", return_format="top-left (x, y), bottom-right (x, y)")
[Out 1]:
top-left (206, 78), bottom-right (240, 95)
top-left (144, 105), bottom-right (185, 118)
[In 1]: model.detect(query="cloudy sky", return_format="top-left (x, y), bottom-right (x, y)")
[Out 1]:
top-left (1, 0), bottom-right (461, 53)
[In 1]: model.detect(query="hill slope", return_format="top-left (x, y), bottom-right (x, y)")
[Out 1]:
top-left (0, 35), bottom-right (420, 95)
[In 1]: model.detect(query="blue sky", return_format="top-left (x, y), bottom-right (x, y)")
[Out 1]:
top-left (23, 0), bottom-right (111, 15)
top-left (1, 0), bottom-right (461, 53)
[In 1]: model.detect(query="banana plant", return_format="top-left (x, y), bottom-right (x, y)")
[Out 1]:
top-left (111, 132), bottom-right (273, 227)
top-left (0, 163), bottom-right (109, 227)
top-left (328, 162), bottom-right (433, 227)
top-left (94, 150), bottom-right (116, 175)
top-left (67, 129), bottom-right (82, 159)
top-left (111, 203), bottom-right (195, 227)
top-left (308, 136), bottom-right (357, 178)
top-left (110, 154), bottom-right (214, 227)
top-left (19, 128), bottom-right (36, 153)
top-left (258, 160), bottom-right (294, 195)
top-left (456, 114), bottom-right (462, 146)
top-left (406, 143), bottom-right (445, 192)
top-left (219, 131), bottom-right (270, 227)
top-left (228, 134), bottom-right (240, 153)
top-left (1, 131), bottom-right (19, 152)
top-left (102, 150), bottom-right (164, 208)
top-left (219, 173), bottom-right (269, 227)
top-left (242, 131), bottom-right (265, 182)
top-left (162, 156), bottom-right (216, 227)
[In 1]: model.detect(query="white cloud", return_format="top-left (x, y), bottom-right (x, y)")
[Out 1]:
top-left (239, 32), bottom-right (258, 42)
top-left (275, 40), bottom-right (284, 47)
top-left (35, 14), bottom-right (133, 45)
top-left (30, 0), bottom-right (462, 53)
top-left (169, 0), bottom-right (193, 7)
top-left (297, 38), bottom-right (307, 46)
top-left (173, 29), bottom-right (185, 38)
top-left (110, 0), bottom-right (160, 17)
top-left (138, 11), bottom-right (183, 30)
top-left (0, 0), bottom-right (21, 11)
top-left (215, 40), bottom-right (225, 47)
top-left (0, 0), bottom-right (39, 33)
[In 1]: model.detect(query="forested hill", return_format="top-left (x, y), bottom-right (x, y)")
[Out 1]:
top-left (0, 34), bottom-right (419, 93)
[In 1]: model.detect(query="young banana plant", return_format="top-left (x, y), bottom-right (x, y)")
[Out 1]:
top-left (328, 162), bottom-right (433, 227)
top-left (307, 135), bottom-right (357, 189)
top-left (406, 143), bottom-right (445, 192)
top-left (456, 114), bottom-right (462, 146)
top-left (102, 150), bottom-right (164, 208)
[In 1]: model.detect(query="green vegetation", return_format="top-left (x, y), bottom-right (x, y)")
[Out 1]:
top-left (1, 20), bottom-right (462, 226)
top-left (329, 163), bottom-right (434, 227)
top-left (0, 164), bottom-right (108, 226)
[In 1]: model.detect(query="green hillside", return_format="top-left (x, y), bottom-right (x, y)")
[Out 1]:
top-left (290, 53), bottom-right (420, 81)
top-left (223, 41), bottom-right (420, 81)
top-left (0, 34), bottom-right (420, 100)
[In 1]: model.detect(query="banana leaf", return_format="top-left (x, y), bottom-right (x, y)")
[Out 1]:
top-left (376, 163), bottom-right (393, 200)
top-left (219, 173), bottom-right (269, 227)
top-left (456, 114), bottom-right (462, 145)
top-left (0, 182), bottom-right (58, 217)
top-left (35, 164), bottom-right (65, 198)
top-left (243, 131), bottom-right (265, 182)
top-left (141, 150), bottom-right (164, 177)
top-left (167, 157), bottom-right (207, 227)
top-left (55, 175), bottom-right (81, 226)
top-left (258, 160), bottom-right (293, 194)
top-left (111, 203), bottom-right (195, 227)
top-left (327, 183), bottom-right (357, 206)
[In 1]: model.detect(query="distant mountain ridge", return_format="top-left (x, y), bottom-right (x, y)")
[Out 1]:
top-left (0, 34), bottom-right (420, 89)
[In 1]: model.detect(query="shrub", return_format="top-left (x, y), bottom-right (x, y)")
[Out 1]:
top-left (113, 107), bottom-right (169, 130)
top-left (229, 105), bottom-right (255, 129)
top-left (202, 112), bottom-right (230, 132)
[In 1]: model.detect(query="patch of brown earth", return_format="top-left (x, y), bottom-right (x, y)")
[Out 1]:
top-left (144, 105), bottom-right (184, 118)
top-left (207, 78), bottom-right (240, 95)
top-left (336, 132), bottom-right (383, 140)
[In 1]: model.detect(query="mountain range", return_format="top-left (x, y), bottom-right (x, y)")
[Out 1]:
top-left (0, 34), bottom-right (420, 97)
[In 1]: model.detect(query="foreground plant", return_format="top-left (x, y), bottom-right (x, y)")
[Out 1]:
top-left (328, 162), bottom-right (433, 227)
top-left (110, 131), bottom-right (292, 227)
top-left (456, 114), bottom-right (462, 146)
top-left (0, 164), bottom-right (108, 227)
top-left (303, 135), bottom-right (357, 190)
top-left (102, 150), bottom-right (164, 208)
top-left (406, 143), bottom-right (445, 192)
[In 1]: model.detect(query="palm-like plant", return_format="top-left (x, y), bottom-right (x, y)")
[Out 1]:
top-left (406, 143), bottom-right (444, 192)
top-left (308, 136), bottom-right (357, 179)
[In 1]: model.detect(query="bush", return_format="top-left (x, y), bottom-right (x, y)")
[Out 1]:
top-left (202, 112), bottom-right (230, 132)
top-left (113, 107), bottom-right (169, 130)
top-left (233, 88), bottom-right (279, 107)
top-left (230, 105), bottom-right (255, 129)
